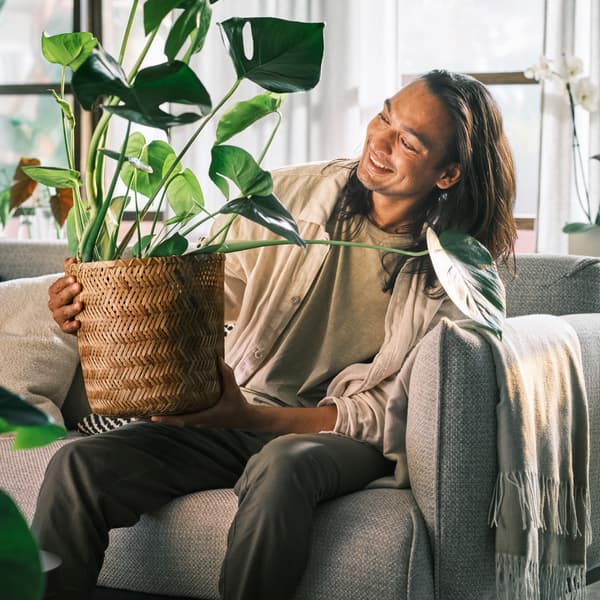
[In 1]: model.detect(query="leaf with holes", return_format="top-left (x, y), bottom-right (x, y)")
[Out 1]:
top-left (9, 158), bottom-right (40, 210)
top-left (166, 169), bottom-right (204, 222)
top-left (220, 17), bottom-right (325, 92)
top-left (219, 193), bottom-right (305, 247)
top-left (426, 228), bottom-right (505, 337)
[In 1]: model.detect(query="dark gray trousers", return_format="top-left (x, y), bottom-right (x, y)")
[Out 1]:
top-left (32, 422), bottom-right (391, 600)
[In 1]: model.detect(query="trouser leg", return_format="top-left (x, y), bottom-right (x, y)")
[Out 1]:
top-left (219, 433), bottom-right (392, 600)
top-left (31, 422), bottom-right (270, 600)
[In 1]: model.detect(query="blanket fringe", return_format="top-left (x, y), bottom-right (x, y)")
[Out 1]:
top-left (489, 471), bottom-right (590, 541)
top-left (496, 553), bottom-right (586, 600)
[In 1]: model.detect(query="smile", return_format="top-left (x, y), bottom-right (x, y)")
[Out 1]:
top-left (369, 153), bottom-right (393, 173)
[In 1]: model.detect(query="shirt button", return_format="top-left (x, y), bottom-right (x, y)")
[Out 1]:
top-left (290, 296), bottom-right (300, 305)
top-left (254, 350), bottom-right (264, 359)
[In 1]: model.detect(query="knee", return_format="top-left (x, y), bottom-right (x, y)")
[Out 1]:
top-left (236, 435), bottom-right (329, 499)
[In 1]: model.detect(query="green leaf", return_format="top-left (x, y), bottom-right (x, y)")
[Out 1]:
top-left (132, 61), bottom-right (212, 115)
top-left (0, 386), bottom-right (57, 427)
top-left (71, 45), bottom-right (131, 110)
top-left (166, 169), bottom-right (204, 220)
top-left (219, 193), bottom-right (305, 247)
top-left (0, 490), bottom-right (44, 600)
top-left (144, 0), bottom-right (181, 34)
top-left (120, 138), bottom-right (180, 198)
top-left (148, 233), bottom-right (189, 257)
top-left (562, 222), bottom-right (598, 233)
top-left (426, 228), bottom-right (505, 337)
top-left (41, 31), bottom-right (97, 70)
top-left (220, 17), bottom-right (325, 92)
top-left (215, 92), bottom-right (285, 145)
top-left (131, 234), bottom-right (153, 258)
top-left (12, 424), bottom-right (67, 450)
top-left (0, 187), bottom-right (10, 227)
top-left (209, 145), bottom-right (272, 200)
top-left (21, 166), bottom-right (82, 189)
top-left (104, 105), bottom-right (203, 131)
top-left (164, 0), bottom-right (212, 62)
top-left (49, 90), bottom-right (75, 128)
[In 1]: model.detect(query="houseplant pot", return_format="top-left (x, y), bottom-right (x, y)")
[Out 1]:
top-left (69, 253), bottom-right (224, 416)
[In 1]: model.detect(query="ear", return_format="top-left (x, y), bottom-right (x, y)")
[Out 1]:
top-left (436, 163), bottom-right (461, 190)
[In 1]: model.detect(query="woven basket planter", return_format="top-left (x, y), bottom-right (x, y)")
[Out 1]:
top-left (68, 253), bottom-right (225, 417)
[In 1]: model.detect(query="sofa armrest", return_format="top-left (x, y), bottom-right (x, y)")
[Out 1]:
top-left (405, 320), bottom-right (498, 600)
top-left (406, 314), bottom-right (600, 600)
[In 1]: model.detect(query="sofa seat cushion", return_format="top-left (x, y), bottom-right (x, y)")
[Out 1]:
top-left (2, 432), bottom-right (434, 600)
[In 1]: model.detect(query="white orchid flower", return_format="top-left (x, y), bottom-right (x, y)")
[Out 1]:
top-left (564, 55), bottom-right (584, 81)
top-left (571, 76), bottom-right (599, 112)
top-left (524, 55), bottom-right (554, 81)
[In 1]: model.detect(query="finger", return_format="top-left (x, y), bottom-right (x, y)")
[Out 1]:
top-left (63, 256), bottom-right (77, 274)
top-left (48, 281), bottom-right (82, 311)
top-left (61, 319), bottom-right (81, 334)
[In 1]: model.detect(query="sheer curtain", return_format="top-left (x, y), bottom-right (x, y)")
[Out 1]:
top-left (536, 0), bottom-right (600, 253)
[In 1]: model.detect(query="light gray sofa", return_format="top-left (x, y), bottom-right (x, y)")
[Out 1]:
top-left (1, 238), bottom-right (600, 600)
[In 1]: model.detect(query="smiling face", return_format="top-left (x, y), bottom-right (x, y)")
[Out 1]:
top-left (357, 80), bottom-right (461, 225)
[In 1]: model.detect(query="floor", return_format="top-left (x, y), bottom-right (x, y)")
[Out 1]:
top-left (590, 581), bottom-right (600, 599)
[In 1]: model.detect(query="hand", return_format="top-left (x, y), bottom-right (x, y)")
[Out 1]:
top-left (151, 357), bottom-right (254, 429)
top-left (48, 257), bottom-right (83, 335)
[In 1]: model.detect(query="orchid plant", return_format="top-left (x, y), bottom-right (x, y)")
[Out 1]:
top-left (525, 54), bottom-right (600, 232)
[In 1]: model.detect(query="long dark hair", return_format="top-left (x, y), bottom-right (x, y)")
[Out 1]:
top-left (335, 69), bottom-right (517, 294)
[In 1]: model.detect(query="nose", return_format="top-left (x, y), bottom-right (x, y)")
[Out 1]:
top-left (370, 125), bottom-right (395, 154)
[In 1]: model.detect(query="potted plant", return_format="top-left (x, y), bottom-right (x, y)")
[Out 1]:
top-left (525, 55), bottom-right (600, 256)
top-left (23, 1), bottom-right (505, 418)
top-left (0, 386), bottom-right (67, 600)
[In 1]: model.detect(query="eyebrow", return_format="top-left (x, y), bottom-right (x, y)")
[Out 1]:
top-left (384, 98), bottom-right (432, 150)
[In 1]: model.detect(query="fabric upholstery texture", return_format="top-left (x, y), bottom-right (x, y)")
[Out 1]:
top-left (0, 273), bottom-right (80, 424)
top-left (499, 254), bottom-right (600, 316)
top-left (1, 432), bottom-right (434, 600)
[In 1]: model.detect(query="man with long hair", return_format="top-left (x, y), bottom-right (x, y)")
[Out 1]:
top-left (35, 70), bottom-right (516, 600)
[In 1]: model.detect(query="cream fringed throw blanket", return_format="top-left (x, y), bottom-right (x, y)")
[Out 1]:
top-left (479, 315), bottom-right (591, 599)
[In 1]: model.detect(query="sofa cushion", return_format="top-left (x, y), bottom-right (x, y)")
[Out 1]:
top-left (0, 273), bottom-right (80, 425)
top-left (2, 432), bottom-right (434, 600)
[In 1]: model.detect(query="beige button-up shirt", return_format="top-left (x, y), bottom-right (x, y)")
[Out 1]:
top-left (214, 160), bottom-right (463, 464)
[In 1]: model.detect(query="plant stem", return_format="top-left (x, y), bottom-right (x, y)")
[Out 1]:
top-left (566, 82), bottom-right (592, 222)
top-left (115, 78), bottom-right (243, 256)
top-left (118, 0), bottom-right (139, 64)
top-left (81, 121), bottom-right (132, 261)
top-left (194, 238), bottom-right (430, 257)
top-left (257, 112), bottom-right (282, 166)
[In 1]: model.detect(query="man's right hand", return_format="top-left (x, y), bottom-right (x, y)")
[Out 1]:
top-left (48, 257), bottom-right (82, 335)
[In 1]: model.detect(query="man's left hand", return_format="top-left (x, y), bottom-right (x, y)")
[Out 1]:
top-left (150, 357), bottom-right (254, 429)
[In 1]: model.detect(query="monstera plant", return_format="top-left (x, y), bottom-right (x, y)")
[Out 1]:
top-left (18, 0), bottom-right (503, 420)
top-left (0, 386), bottom-right (66, 600)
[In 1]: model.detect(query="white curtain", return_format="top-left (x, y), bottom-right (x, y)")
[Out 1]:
top-left (536, 0), bottom-right (599, 253)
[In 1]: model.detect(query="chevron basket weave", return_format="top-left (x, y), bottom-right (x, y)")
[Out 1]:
top-left (69, 253), bottom-right (225, 417)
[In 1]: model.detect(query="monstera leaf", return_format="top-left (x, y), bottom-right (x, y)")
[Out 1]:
top-left (219, 194), bottom-right (305, 248)
top-left (220, 17), bottom-right (324, 92)
top-left (427, 228), bottom-right (506, 337)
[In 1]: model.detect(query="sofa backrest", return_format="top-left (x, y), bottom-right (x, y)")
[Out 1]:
top-left (500, 254), bottom-right (600, 317)
top-left (0, 239), bottom-right (68, 281)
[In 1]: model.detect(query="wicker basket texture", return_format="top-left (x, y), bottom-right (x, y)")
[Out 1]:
top-left (69, 253), bottom-right (224, 417)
